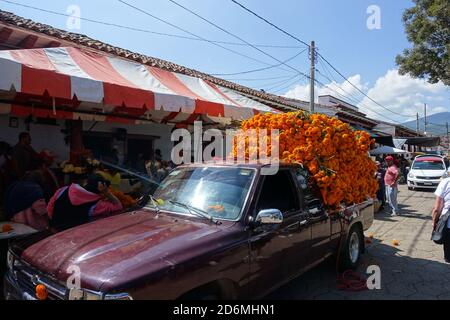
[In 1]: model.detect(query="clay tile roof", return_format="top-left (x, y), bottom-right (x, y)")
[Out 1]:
top-left (0, 9), bottom-right (302, 112)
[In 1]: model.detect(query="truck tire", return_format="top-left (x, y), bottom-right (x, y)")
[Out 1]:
top-left (338, 225), bottom-right (363, 271)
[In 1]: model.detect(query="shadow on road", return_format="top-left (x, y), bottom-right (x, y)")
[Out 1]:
top-left (267, 238), bottom-right (450, 300)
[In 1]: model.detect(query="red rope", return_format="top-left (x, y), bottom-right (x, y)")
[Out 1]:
top-left (336, 270), bottom-right (368, 292)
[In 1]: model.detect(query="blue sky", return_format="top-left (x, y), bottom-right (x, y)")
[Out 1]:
top-left (1, 0), bottom-right (449, 124)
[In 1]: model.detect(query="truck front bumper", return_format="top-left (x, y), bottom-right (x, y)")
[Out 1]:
top-left (407, 178), bottom-right (441, 189)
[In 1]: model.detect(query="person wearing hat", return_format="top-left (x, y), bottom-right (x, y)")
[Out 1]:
top-left (384, 156), bottom-right (400, 216)
top-left (47, 174), bottom-right (123, 229)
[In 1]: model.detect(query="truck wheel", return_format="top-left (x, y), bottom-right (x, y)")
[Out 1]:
top-left (339, 225), bottom-right (363, 271)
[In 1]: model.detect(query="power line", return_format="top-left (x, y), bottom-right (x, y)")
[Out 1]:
top-left (315, 68), bottom-right (382, 113)
top-left (0, 0), bottom-right (304, 49)
top-left (271, 76), bottom-right (305, 94)
top-left (165, 0), bottom-right (311, 81)
top-left (118, 0), bottom-right (301, 75)
top-left (221, 75), bottom-right (294, 81)
top-left (317, 55), bottom-right (416, 118)
top-left (265, 74), bottom-right (301, 91)
top-left (313, 77), bottom-right (404, 124)
top-left (316, 61), bottom-right (430, 126)
top-left (230, 0), bottom-right (417, 121)
top-left (313, 66), bottom-right (393, 116)
top-left (210, 47), bottom-right (308, 76)
top-left (230, 0), bottom-right (310, 48)
top-left (428, 122), bottom-right (448, 127)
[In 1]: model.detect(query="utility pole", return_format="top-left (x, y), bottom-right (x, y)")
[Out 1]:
top-left (416, 113), bottom-right (419, 136)
top-left (309, 41), bottom-right (315, 113)
top-left (424, 103), bottom-right (428, 135)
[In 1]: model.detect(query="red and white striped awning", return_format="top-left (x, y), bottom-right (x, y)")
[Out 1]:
top-left (0, 47), bottom-right (280, 124)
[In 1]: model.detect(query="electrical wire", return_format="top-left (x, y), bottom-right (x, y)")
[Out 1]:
top-left (254, 74), bottom-right (300, 90)
top-left (210, 48), bottom-right (308, 76)
top-left (265, 74), bottom-right (301, 91)
top-left (317, 55), bottom-right (416, 118)
top-left (230, 0), bottom-right (417, 121)
top-left (165, 0), bottom-right (311, 81)
top-left (271, 76), bottom-right (305, 94)
top-left (313, 77), bottom-right (404, 124)
top-left (230, 0), bottom-right (310, 48)
top-left (221, 75), bottom-right (294, 81)
top-left (428, 122), bottom-right (448, 127)
top-left (118, 0), bottom-right (302, 75)
top-left (315, 68), bottom-right (383, 114)
top-left (0, 0), bottom-right (304, 49)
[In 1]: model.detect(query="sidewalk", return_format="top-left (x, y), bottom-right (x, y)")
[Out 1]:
top-left (269, 185), bottom-right (450, 300)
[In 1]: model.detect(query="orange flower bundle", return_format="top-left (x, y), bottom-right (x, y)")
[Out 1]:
top-left (109, 188), bottom-right (137, 209)
top-left (231, 111), bottom-right (378, 208)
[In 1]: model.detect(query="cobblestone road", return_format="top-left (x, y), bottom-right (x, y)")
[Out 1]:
top-left (269, 185), bottom-right (450, 300)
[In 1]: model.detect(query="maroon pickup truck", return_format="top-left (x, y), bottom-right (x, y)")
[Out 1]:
top-left (4, 163), bottom-right (373, 300)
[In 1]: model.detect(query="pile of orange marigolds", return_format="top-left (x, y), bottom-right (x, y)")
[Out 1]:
top-left (231, 111), bottom-right (378, 208)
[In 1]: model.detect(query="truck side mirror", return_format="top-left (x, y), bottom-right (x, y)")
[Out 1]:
top-left (255, 209), bottom-right (283, 225)
top-left (406, 167), bottom-right (410, 171)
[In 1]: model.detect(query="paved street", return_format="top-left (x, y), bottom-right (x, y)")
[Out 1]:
top-left (269, 184), bottom-right (450, 300)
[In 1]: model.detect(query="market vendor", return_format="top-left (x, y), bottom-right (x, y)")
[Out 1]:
top-left (47, 174), bottom-right (123, 229)
top-left (12, 132), bottom-right (41, 179)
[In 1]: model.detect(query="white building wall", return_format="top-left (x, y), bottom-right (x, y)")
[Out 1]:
top-left (0, 115), bottom-right (174, 163)
top-left (81, 121), bottom-right (174, 161)
top-left (0, 115), bottom-right (70, 162)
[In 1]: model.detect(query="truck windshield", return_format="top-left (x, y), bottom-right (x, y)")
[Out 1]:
top-left (148, 167), bottom-right (256, 221)
top-left (412, 161), bottom-right (445, 170)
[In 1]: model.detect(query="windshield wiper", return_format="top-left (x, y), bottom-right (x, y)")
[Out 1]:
top-left (169, 200), bottom-right (221, 225)
top-left (147, 195), bottom-right (161, 213)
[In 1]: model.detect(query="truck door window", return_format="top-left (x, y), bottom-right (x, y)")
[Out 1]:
top-left (295, 168), bottom-right (323, 214)
top-left (256, 170), bottom-right (300, 216)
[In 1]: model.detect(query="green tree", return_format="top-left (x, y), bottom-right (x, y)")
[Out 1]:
top-left (396, 0), bottom-right (450, 86)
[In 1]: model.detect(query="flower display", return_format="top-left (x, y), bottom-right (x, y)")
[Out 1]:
top-left (109, 188), bottom-right (137, 209)
top-left (1, 224), bottom-right (13, 233)
top-left (231, 111), bottom-right (378, 208)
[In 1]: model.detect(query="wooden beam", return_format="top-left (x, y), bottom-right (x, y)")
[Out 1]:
top-left (0, 27), bottom-right (13, 44)
top-left (17, 35), bottom-right (39, 49)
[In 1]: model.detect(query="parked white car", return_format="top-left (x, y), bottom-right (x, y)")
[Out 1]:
top-left (407, 155), bottom-right (449, 190)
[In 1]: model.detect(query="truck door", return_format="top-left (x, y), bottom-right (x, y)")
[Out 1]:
top-left (248, 169), bottom-right (311, 296)
top-left (294, 168), bottom-right (331, 267)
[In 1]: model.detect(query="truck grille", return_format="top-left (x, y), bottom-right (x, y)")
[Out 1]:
top-left (416, 176), bottom-right (441, 180)
top-left (416, 182), bottom-right (439, 187)
top-left (13, 261), bottom-right (67, 300)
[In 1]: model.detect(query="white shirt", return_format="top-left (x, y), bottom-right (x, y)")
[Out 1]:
top-left (434, 177), bottom-right (450, 227)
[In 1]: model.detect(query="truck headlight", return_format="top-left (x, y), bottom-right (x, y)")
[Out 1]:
top-left (442, 173), bottom-right (449, 179)
top-left (6, 250), bottom-right (19, 270)
top-left (408, 173), bottom-right (415, 179)
top-left (7, 251), bottom-right (15, 270)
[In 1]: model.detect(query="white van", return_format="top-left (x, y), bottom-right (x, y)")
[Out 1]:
top-left (407, 155), bottom-right (449, 190)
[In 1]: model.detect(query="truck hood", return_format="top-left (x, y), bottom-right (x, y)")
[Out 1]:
top-left (17, 210), bottom-right (227, 292)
